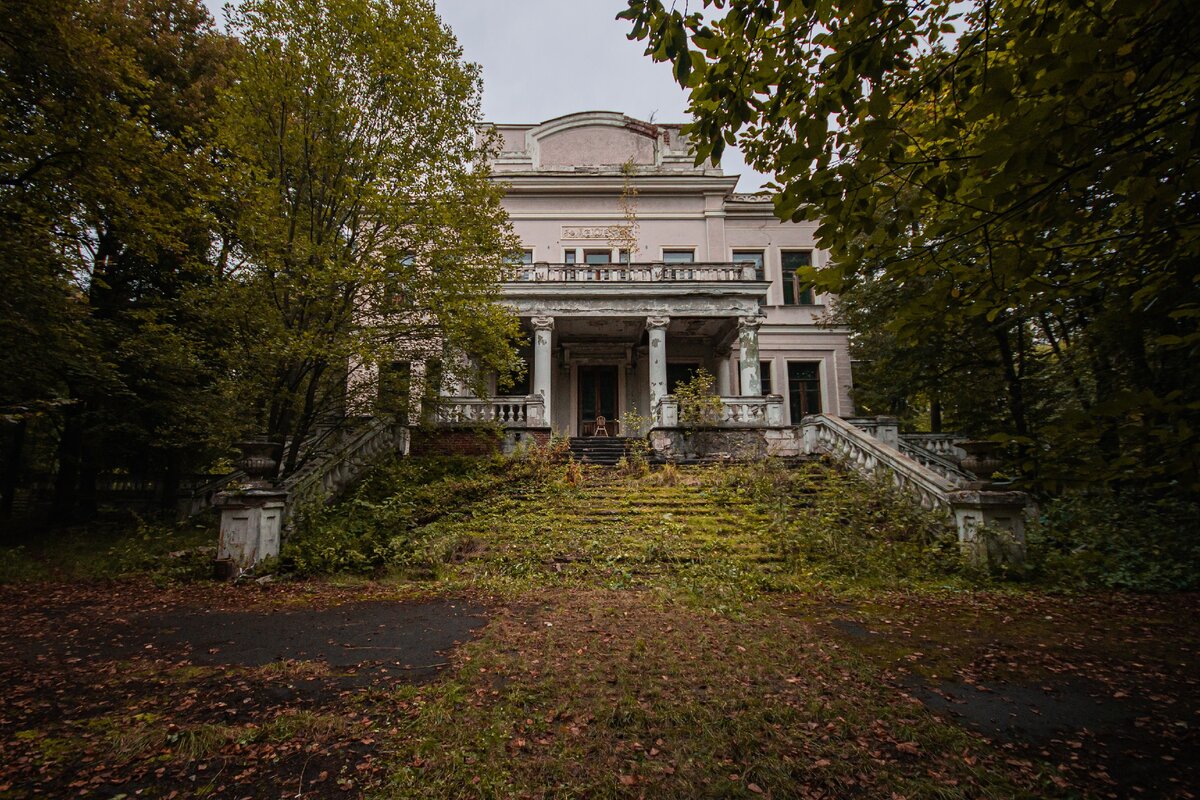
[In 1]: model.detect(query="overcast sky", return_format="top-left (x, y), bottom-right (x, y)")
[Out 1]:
top-left (203, 0), bottom-right (768, 190)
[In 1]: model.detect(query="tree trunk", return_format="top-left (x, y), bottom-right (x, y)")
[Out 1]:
top-left (51, 408), bottom-right (84, 525)
top-left (1, 419), bottom-right (26, 522)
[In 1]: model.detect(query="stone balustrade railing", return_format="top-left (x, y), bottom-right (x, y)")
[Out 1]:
top-left (898, 440), bottom-right (975, 486)
top-left (801, 413), bottom-right (1028, 568)
top-left (805, 414), bottom-right (958, 511)
top-left (433, 395), bottom-right (546, 427)
top-left (902, 433), bottom-right (966, 462)
top-left (283, 417), bottom-right (408, 515)
top-left (505, 262), bottom-right (758, 283)
top-left (719, 395), bottom-right (785, 427)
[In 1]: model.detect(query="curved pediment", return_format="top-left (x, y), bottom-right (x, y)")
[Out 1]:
top-left (532, 111), bottom-right (661, 168)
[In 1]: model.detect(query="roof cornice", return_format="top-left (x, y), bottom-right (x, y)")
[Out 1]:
top-left (493, 173), bottom-right (740, 195)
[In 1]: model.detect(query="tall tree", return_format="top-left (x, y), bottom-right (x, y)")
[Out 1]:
top-left (220, 0), bottom-right (520, 476)
top-left (623, 0), bottom-right (1200, 491)
top-left (0, 0), bottom-right (236, 520)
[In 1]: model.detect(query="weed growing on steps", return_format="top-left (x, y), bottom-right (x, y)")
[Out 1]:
top-left (288, 451), bottom-right (981, 594)
top-left (713, 459), bottom-right (976, 590)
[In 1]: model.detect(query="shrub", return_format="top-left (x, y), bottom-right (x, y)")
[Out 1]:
top-left (1027, 491), bottom-right (1200, 591)
top-left (674, 368), bottom-right (723, 428)
top-left (285, 455), bottom-right (526, 576)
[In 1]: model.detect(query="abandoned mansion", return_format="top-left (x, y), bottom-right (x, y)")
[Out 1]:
top-left (430, 110), bottom-right (854, 445)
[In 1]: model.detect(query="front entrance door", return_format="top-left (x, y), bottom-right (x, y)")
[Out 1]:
top-left (578, 365), bottom-right (619, 436)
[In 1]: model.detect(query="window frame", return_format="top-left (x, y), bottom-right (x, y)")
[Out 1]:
top-left (786, 360), bottom-right (823, 422)
top-left (780, 250), bottom-right (816, 305)
top-left (661, 248), bottom-right (696, 264)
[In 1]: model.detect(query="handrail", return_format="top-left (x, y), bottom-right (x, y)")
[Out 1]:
top-left (902, 433), bottom-right (966, 461)
top-left (434, 395), bottom-right (546, 427)
top-left (801, 413), bottom-right (1029, 567)
top-left (282, 417), bottom-right (406, 514)
top-left (899, 440), bottom-right (975, 486)
top-left (801, 413), bottom-right (957, 510)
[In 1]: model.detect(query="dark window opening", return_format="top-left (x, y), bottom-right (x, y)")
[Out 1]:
top-left (787, 361), bottom-right (822, 422)
top-left (740, 360), bottom-right (773, 395)
top-left (781, 251), bottom-right (815, 305)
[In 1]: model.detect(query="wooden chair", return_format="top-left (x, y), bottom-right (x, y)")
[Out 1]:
top-left (593, 415), bottom-right (609, 437)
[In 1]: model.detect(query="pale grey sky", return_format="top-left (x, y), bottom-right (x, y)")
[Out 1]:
top-left (203, 0), bottom-right (768, 190)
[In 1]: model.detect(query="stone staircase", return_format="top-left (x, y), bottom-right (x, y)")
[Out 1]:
top-left (568, 436), bottom-right (632, 465)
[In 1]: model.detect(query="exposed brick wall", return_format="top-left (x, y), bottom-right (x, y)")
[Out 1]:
top-left (410, 428), bottom-right (501, 457)
top-left (409, 428), bottom-right (552, 457)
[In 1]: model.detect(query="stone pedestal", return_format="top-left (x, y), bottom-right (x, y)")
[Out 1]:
top-left (949, 490), bottom-right (1028, 571)
top-left (214, 488), bottom-right (288, 578)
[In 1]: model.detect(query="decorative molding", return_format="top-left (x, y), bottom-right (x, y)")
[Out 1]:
top-left (530, 315), bottom-right (555, 331)
top-left (738, 314), bottom-right (768, 332)
top-left (645, 316), bottom-right (671, 331)
top-left (561, 225), bottom-right (632, 241)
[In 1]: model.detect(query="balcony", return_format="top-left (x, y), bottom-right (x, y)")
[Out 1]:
top-left (504, 262), bottom-right (759, 283)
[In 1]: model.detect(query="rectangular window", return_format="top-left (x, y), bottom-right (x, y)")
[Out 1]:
top-left (563, 249), bottom-right (577, 264)
top-left (506, 249), bottom-right (533, 264)
top-left (787, 361), bottom-right (822, 422)
top-left (618, 249), bottom-right (631, 264)
top-left (733, 250), bottom-right (766, 306)
top-left (738, 360), bottom-right (774, 395)
top-left (584, 249), bottom-right (612, 264)
top-left (781, 250), bottom-right (815, 305)
top-left (378, 361), bottom-right (412, 422)
top-left (662, 249), bottom-right (695, 263)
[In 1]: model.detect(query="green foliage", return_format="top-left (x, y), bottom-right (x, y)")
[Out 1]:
top-left (286, 454), bottom-right (540, 576)
top-left (1027, 493), bottom-right (1200, 592)
top-left (673, 368), bottom-right (722, 428)
top-left (0, 0), bottom-right (240, 518)
top-left (0, 516), bottom-right (216, 584)
top-left (220, 0), bottom-right (521, 475)
top-left (721, 460), bottom-right (971, 588)
top-left (623, 0), bottom-right (1200, 493)
top-left (618, 405), bottom-right (653, 476)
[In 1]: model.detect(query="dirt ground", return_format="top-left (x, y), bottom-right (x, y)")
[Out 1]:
top-left (0, 582), bottom-right (1196, 799)
top-left (0, 582), bottom-right (487, 798)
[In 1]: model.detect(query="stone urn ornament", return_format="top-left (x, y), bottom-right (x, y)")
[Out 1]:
top-left (958, 440), bottom-right (1004, 485)
top-left (234, 437), bottom-right (283, 489)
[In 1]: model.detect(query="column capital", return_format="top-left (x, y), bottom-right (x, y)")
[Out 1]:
top-left (738, 314), bottom-right (767, 332)
top-left (645, 315), bottom-right (671, 331)
top-left (530, 315), bottom-right (555, 331)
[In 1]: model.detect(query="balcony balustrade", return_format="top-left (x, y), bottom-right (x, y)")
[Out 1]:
top-left (505, 262), bottom-right (760, 283)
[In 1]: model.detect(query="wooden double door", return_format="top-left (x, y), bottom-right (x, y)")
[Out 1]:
top-left (578, 365), bottom-right (619, 436)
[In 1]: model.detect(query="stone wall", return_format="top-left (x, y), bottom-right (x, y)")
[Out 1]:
top-left (409, 427), bottom-right (550, 457)
top-left (649, 426), bottom-right (805, 462)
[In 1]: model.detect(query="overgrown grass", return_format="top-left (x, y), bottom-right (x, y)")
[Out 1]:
top-left (291, 453), bottom-right (981, 599)
top-left (0, 515), bottom-right (217, 584)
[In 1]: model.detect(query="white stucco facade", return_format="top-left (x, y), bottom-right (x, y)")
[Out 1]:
top-left (474, 111), bottom-right (854, 436)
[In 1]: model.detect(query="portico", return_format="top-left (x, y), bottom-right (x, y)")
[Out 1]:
top-left (507, 263), bottom-right (773, 435)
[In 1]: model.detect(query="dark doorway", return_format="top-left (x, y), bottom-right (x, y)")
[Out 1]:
top-left (787, 361), bottom-right (822, 423)
top-left (578, 365), bottom-right (619, 436)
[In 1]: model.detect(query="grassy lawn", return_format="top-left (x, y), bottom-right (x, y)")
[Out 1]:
top-left (0, 457), bottom-right (1196, 798)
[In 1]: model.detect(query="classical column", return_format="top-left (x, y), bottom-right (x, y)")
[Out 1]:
top-left (715, 347), bottom-right (732, 396)
top-left (531, 316), bottom-right (554, 424)
top-left (738, 315), bottom-right (766, 396)
top-left (646, 316), bottom-right (670, 412)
